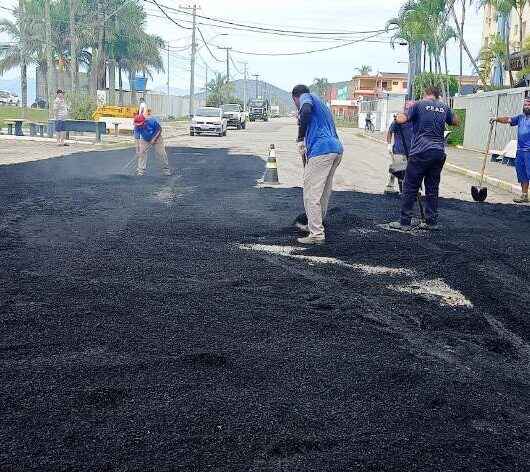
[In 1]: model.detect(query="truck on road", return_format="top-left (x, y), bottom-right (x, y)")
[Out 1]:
top-left (221, 103), bottom-right (247, 129)
top-left (270, 105), bottom-right (280, 118)
top-left (248, 98), bottom-right (269, 122)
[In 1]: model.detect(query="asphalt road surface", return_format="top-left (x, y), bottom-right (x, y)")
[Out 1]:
top-left (1, 120), bottom-right (529, 471)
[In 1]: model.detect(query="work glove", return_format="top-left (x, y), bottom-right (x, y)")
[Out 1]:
top-left (489, 117), bottom-right (497, 125)
top-left (387, 144), bottom-right (393, 154)
top-left (297, 141), bottom-right (307, 158)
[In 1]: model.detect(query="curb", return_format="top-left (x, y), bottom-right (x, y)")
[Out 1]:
top-left (357, 132), bottom-right (519, 195)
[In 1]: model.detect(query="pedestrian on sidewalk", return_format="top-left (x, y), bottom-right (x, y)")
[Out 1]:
top-left (53, 89), bottom-right (69, 147)
top-left (389, 86), bottom-right (459, 231)
top-left (385, 101), bottom-right (414, 194)
top-left (292, 84), bottom-right (343, 245)
top-left (491, 98), bottom-right (530, 203)
top-left (133, 114), bottom-right (171, 177)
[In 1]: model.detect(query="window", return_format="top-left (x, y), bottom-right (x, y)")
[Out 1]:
top-left (392, 81), bottom-right (399, 85)
top-left (382, 81), bottom-right (388, 89)
top-left (403, 81), bottom-right (408, 89)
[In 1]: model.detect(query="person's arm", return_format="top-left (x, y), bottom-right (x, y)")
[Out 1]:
top-left (386, 123), bottom-right (394, 153)
top-left (150, 122), bottom-right (161, 143)
top-left (297, 102), bottom-right (312, 142)
top-left (492, 116), bottom-right (513, 125)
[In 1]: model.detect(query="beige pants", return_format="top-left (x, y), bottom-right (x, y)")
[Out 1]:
top-left (137, 136), bottom-right (170, 174)
top-left (303, 153), bottom-right (342, 237)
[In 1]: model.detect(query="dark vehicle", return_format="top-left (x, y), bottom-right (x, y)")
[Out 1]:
top-left (248, 98), bottom-right (269, 122)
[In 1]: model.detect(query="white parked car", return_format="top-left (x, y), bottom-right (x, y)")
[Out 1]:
top-left (190, 107), bottom-right (228, 137)
top-left (221, 103), bottom-right (247, 129)
top-left (0, 90), bottom-right (20, 106)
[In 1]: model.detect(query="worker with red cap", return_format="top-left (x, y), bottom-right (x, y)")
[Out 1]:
top-left (491, 97), bottom-right (530, 203)
top-left (133, 114), bottom-right (171, 176)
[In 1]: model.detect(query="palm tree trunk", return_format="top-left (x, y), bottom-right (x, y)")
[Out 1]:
top-left (450, 5), bottom-right (487, 86)
top-left (423, 42), bottom-right (427, 71)
top-left (444, 45), bottom-right (450, 100)
top-left (44, 0), bottom-right (55, 114)
top-left (429, 53), bottom-right (432, 73)
top-left (519, 9), bottom-right (524, 51)
top-left (118, 66), bottom-right (123, 105)
top-left (21, 62), bottom-right (28, 109)
top-left (506, 24), bottom-right (514, 87)
top-left (19, 0), bottom-right (27, 109)
top-left (128, 68), bottom-right (137, 104)
top-left (90, 1), bottom-right (104, 98)
top-left (69, 0), bottom-right (77, 93)
top-left (459, 0), bottom-right (465, 92)
top-left (108, 58), bottom-right (116, 105)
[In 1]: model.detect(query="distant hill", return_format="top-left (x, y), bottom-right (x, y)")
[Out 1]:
top-left (193, 79), bottom-right (295, 114)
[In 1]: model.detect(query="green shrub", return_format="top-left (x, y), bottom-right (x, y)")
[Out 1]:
top-left (413, 72), bottom-right (459, 99)
top-left (66, 93), bottom-right (98, 120)
top-left (447, 109), bottom-right (465, 146)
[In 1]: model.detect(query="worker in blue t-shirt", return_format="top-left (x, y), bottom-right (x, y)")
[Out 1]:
top-left (389, 86), bottom-right (459, 231)
top-left (292, 84), bottom-right (344, 245)
top-left (385, 101), bottom-right (414, 194)
top-left (133, 114), bottom-right (171, 176)
top-left (491, 97), bottom-right (530, 203)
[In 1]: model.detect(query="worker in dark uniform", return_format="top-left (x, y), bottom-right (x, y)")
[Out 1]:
top-left (389, 86), bottom-right (459, 231)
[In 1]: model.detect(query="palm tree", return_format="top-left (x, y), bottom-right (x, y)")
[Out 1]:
top-left (478, 33), bottom-right (507, 81)
top-left (355, 65), bottom-right (372, 75)
top-left (311, 78), bottom-right (329, 98)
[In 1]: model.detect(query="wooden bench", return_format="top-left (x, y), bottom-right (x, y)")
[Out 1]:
top-left (5, 120), bottom-right (15, 135)
top-left (28, 122), bottom-right (47, 137)
top-left (48, 119), bottom-right (107, 142)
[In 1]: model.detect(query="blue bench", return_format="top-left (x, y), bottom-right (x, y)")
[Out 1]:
top-left (48, 119), bottom-right (107, 142)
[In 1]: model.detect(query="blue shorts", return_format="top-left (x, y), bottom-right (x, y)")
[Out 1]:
top-left (515, 150), bottom-right (530, 183)
top-left (55, 120), bottom-right (65, 132)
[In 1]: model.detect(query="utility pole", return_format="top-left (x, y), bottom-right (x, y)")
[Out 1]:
top-left (204, 63), bottom-right (208, 104)
top-left (166, 44), bottom-right (172, 117)
top-left (252, 74), bottom-right (260, 98)
top-left (217, 47), bottom-right (232, 82)
top-left (180, 4), bottom-right (198, 117)
top-left (44, 0), bottom-right (55, 115)
top-left (243, 62), bottom-right (247, 111)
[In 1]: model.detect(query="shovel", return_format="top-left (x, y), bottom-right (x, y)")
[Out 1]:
top-left (471, 120), bottom-right (495, 202)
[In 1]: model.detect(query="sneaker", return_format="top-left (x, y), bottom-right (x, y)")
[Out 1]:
top-left (513, 193), bottom-right (529, 203)
top-left (295, 222), bottom-right (309, 233)
top-left (388, 221), bottom-right (413, 232)
top-left (297, 235), bottom-right (325, 245)
top-left (420, 222), bottom-right (442, 231)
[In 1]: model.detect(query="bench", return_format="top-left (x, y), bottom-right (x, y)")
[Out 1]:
top-left (490, 139), bottom-right (516, 166)
top-left (28, 122), bottom-right (47, 137)
top-left (5, 120), bottom-right (15, 135)
top-left (48, 119), bottom-right (107, 142)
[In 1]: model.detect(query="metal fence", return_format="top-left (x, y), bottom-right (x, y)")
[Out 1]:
top-left (100, 90), bottom-right (205, 118)
top-left (453, 88), bottom-right (530, 151)
top-left (359, 97), bottom-right (405, 131)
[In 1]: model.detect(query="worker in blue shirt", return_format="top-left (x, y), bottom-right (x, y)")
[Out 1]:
top-left (133, 114), bottom-right (171, 176)
top-left (292, 84), bottom-right (344, 245)
top-left (491, 97), bottom-right (530, 203)
top-left (389, 86), bottom-right (459, 231)
top-left (385, 101), bottom-right (414, 194)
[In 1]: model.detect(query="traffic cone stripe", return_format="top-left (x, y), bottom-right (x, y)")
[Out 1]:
top-left (261, 144), bottom-right (280, 184)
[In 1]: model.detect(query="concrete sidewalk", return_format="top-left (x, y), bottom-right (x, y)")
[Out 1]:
top-left (357, 130), bottom-right (520, 194)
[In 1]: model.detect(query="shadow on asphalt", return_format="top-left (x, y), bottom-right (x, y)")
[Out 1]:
top-left (1, 147), bottom-right (529, 471)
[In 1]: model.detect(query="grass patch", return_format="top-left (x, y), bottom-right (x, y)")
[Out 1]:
top-left (0, 107), bottom-right (49, 128)
top-left (447, 109), bottom-right (465, 146)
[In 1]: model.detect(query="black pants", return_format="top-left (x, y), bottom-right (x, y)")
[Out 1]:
top-left (401, 150), bottom-right (446, 225)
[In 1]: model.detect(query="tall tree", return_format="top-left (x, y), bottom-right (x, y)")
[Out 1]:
top-left (311, 78), bottom-right (330, 98)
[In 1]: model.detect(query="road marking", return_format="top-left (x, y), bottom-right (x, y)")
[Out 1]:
top-left (238, 243), bottom-right (473, 308)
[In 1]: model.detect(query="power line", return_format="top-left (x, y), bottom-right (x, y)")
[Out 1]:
top-left (197, 28), bottom-right (223, 62)
top-left (150, 0), bottom-right (191, 29)
top-left (230, 30), bottom-right (388, 56)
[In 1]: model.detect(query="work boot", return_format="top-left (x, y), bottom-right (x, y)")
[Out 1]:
top-left (388, 221), bottom-right (413, 232)
top-left (420, 222), bottom-right (442, 231)
top-left (297, 235), bottom-right (325, 245)
top-left (513, 193), bottom-right (529, 203)
top-left (295, 222), bottom-right (309, 233)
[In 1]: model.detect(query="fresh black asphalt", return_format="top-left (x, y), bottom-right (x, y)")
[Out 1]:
top-left (1, 146), bottom-right (529, 471)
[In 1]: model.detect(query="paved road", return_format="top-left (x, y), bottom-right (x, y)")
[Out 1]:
top-left (1, 120), bottom-right (529, 471)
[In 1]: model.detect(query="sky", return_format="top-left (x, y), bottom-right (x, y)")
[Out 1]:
top-left (0, 0), bottom-right (484, 94)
